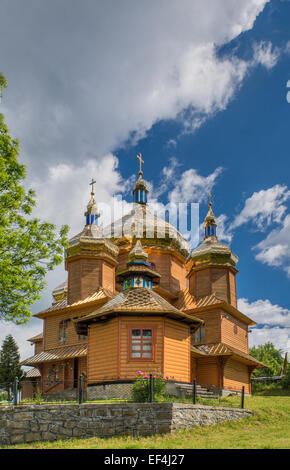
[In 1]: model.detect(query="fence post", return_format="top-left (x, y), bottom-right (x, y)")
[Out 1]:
top-left (241, 386), bottom-right (245, 409)
top-left (13, 378), bottom-right (18, 406)
top-left (149, 374), bottom-right (153, 403)
top-left (193, 378), bottom-right (197, 405)
top-left (78, 375), bottom-right (83, 405)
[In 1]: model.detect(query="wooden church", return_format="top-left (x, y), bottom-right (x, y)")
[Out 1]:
top-left (21, 155), bottom-right (265, 398)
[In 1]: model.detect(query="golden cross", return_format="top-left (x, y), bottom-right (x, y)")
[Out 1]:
top-left (208, 191), bottom-right (212, 205)
top-left (90, 178), bottom-right (96, 194)
top-left (137, 153), bottom-right (144, 173)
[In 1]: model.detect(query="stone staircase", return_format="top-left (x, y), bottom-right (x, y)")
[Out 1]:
top-left (175, 383), bottom-right (219, 400)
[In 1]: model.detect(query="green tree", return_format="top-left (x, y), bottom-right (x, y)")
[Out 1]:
top-left (250, 342), bottom-right (284, 377)
top-left (0, 75), bottom-right (69, 323)
top-left (0, 334), bottom-right (24, 400)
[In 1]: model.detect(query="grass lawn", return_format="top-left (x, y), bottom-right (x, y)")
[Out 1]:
top-left (2, 391), bottom-right (290, 449)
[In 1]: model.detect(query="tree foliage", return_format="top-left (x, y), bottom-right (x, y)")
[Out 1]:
top-left (0, 334), bottom-right (24, 398)
top-left (0, 75), bottom-right (69, 323)
top-left (250, 342), bottom-right (284, 377)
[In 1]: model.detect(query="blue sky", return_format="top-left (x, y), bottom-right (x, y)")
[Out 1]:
top-left (0, 0), bottom-right (290, 359)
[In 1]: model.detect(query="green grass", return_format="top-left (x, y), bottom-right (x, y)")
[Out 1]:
top-left (2, 390), bottom-right (290, 449)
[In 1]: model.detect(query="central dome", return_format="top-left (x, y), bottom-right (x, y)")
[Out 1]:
top-left (102, 203), bottom-right (191, 256)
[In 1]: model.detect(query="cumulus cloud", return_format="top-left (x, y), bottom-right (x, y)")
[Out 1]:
top-left (168, 166), bottom-right (223, 204)
top-left (0, 0), bottom-right (270, 178)
top-left (254, 214), bottom-right (290, 275)
top-left (238, 297), bottom-right (290, 326)
top-left (233, 185), bottom-right (290, 229)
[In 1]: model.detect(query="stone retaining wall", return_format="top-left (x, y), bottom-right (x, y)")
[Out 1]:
top-left (0, 403), bottom-right (253, 446)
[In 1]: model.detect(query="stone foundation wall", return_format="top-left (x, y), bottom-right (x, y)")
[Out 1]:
top-left (0, 403), bottom-right (253, 446)
top-left (87, 383), bottom-right (133, 400)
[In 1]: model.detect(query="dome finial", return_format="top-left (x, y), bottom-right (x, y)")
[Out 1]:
top-left (133, 153), bottom-right (148, 204)
top-left (85, 178), bottom-right (100, 226)
top-left (204, 191), bottom-right (217, 239)
top-left (137, 153), bottom-right (144, 176)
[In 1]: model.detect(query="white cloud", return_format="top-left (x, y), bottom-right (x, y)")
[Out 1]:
top-left (253, 41), bottom-right (280, 69)
top-left (216, 214), bottom-right (233, 243)
top-left (168, 166), bottom-right (223, 204)
top-left (233, 185), bottom-right (290, 229)
top-left (238, 297), bottom-right (290, 354)
top-left (29, 153), bottom-right (130, 237)
top-left (238, 297), bottom-right (290, 326)
top-left (249, 326), bottom-right (290, 354)
top-left (254, 214), bottom-right (290, 275)
top-left (0, 0), bottom-right (270, 178)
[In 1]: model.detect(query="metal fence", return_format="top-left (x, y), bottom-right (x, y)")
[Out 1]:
top-left (0, 376), bottom-right (246, 409)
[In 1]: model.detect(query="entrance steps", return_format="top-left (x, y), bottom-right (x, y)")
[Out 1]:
top-left (175, 383), bottom-right (220, 399)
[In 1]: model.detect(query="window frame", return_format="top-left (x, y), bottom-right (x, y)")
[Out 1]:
top-left (193, 325), bottom-right (206, 345)
top-left (127, 325), bottom-right (156, 362)
top-left (59, 319), bottom-right (69, 345)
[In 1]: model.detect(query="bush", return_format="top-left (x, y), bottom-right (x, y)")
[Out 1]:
top-left (281, 364), bottom-right (290, 389)
top-left (131, 371), bottom-right (167, 402)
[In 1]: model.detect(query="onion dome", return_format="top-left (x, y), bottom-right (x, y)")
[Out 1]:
top-left (204, 192), bottom-right (217, 239)
top-left (103, 154), bottom-right (190, 256)
top-left (116, 240), bottom-right (161, 290)
top-left (132, 153), bottom-right (148, 204)
top-left (66, 179), bottom-right (118, 261)
top-left (190, 194), bottom-right (238, 268)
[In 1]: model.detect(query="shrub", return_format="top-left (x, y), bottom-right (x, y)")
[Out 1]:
top-left (131, 371), bottom-right (167, 402)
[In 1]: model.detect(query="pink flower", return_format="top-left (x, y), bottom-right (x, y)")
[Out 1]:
top-left (166, 376), bottom-right (169, 380)
top-left (143, 375), bottom-right (148, 379)
top-left (137, 371), bottom-right (143, 375)
top-left (153, 376), bottom-right (156, 379)
top-left (141, 385), bottom-right (145, 388)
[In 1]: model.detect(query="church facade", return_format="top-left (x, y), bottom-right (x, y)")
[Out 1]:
top-left (21, 157), bottom-right (265, 398)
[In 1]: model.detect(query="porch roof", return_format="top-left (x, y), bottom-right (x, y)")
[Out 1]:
top-left (191, 342), bottom-right (267, 368)
top-left (21, 344), bottom-right (87, 366)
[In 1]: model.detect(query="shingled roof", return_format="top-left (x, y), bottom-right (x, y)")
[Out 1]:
top-left (191, 342), bottom-right (267, 368)
top-left (21, 344), bottom-right (87, 366)
top-left (75, 287), bottom-right (203, 329)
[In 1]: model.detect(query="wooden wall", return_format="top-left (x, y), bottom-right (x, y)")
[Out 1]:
top-left (87, 318), bottom-right (119, 382)
top-left (228, 271), bottom-right (237, 307)
top-left (196, 358), bottom-right (219, 388)
top-left (220, 312), bottom-right (248, 354)
top-left (188, 267), bottom-right (237, 308)
top-left (163, 319), bottom-right (191, 383)
top-left (224, 358), bottom-right (250, 394)
top-left (44, 310), bottom-right (90, 350)
top-left (192, 309), bottom-right (221, 344)
top-left (67, 257), bottom-right (115, 304)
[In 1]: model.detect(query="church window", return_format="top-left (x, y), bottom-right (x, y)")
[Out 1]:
top-left (59, 320), bottom-right (69, 344)
top-left (193, 326), bottom-right (205, 344)
top-left (130, 328), bottom-right (153, 359)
